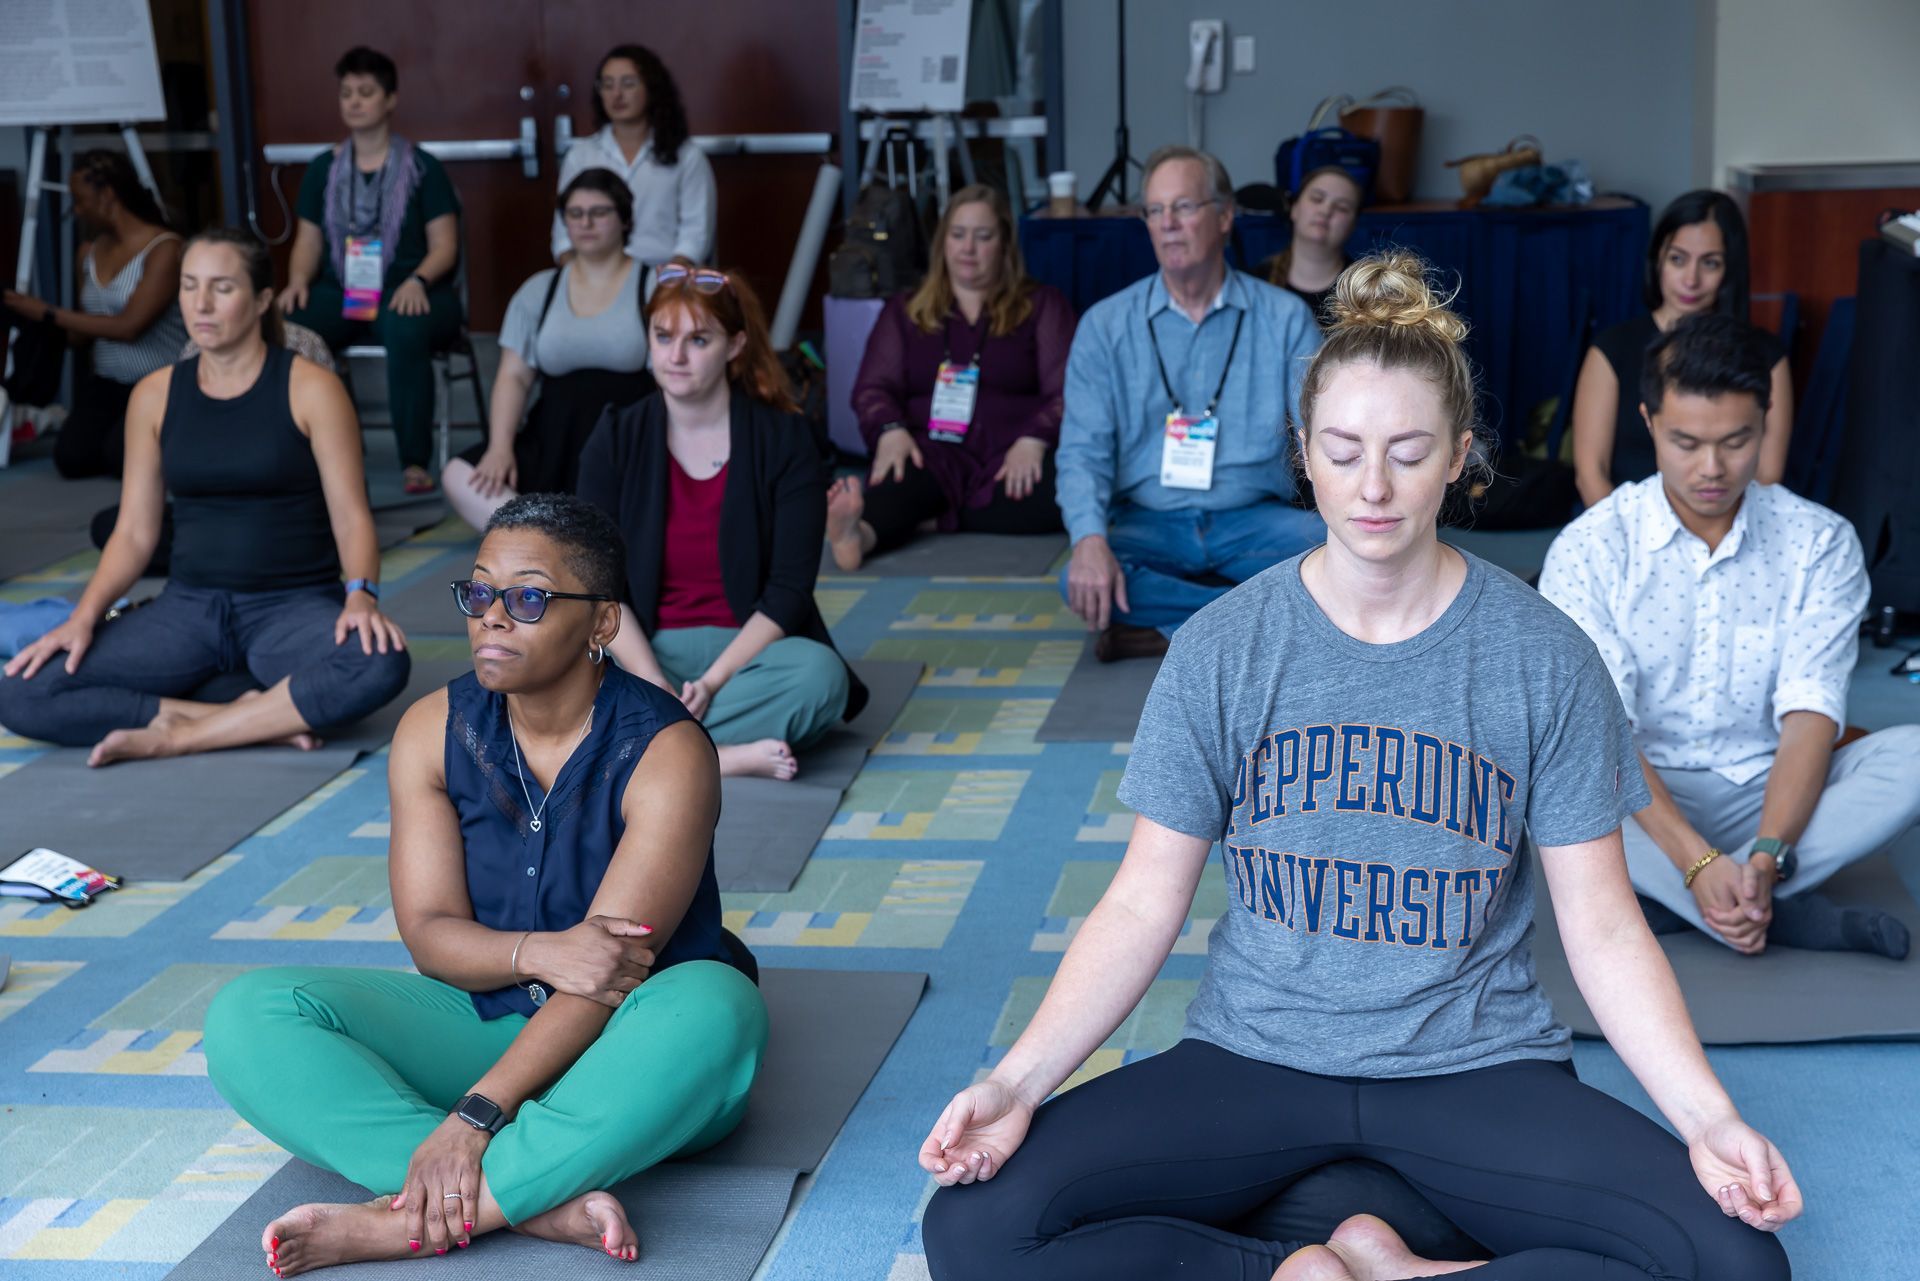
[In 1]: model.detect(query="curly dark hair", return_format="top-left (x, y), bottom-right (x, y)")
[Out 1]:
top-left (485, 493), bottom-right (628, 600)
top-left (72, 150), bottom-right (168, 229)
top-left (590, 44), bottom-right (691, 166)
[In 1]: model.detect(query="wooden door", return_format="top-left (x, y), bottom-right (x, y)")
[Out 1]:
top-left (246, 1), bottom-right (840, 330)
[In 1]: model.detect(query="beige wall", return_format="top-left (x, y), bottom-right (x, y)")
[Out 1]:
top-left (1711, 0), bottom-right (1920, 184)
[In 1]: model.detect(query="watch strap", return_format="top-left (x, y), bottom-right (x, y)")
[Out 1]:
top-left (454, 1092), bottom-right (505, 1134)
top-left (344, 577), bottom-right (380, 600)
top-left (1751, 836), bottom-right (1794, 881)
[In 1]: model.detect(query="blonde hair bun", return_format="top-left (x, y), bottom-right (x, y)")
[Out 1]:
top-left (1326, 251), bottom-right (1468, 345)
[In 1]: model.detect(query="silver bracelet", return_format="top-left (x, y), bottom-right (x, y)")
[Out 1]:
top-left (510, 930), bottom-right (531, 984)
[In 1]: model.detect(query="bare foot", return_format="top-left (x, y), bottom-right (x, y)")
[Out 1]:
top-left (87, 724), bottom-right (182, 767)
top-left (825, 476), bottom-right (867, 572)
top-left (1319, 1214), bottom-right (1483, 1280)
top-left (1272, 1244), bottom-right (1358, 1281)
top-left (717, 739), bottom-right (798, 780)
top-left (514, 1189), bottom-right (638, 1262)
top-left (262, 1196), bottom-right (419, 1276)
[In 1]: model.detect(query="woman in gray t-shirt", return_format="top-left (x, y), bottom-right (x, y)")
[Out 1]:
top-left (444, 168), bottom-right (655, 530)
top-left (915, 254), bottom-right (1799, 1281)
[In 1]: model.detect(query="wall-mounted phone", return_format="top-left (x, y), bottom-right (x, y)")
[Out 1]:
top-left (1186, 20), bottom-right (1224, 95)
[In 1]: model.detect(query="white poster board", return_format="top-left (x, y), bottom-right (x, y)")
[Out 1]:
top-left (849, 0), bottom-right (973, 114)
top-left (0, 0), bottom-right (166, 127)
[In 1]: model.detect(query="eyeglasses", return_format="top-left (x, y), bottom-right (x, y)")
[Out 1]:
top-left (563, 205), bottom-right (619, 224)
top-left (451, 580), bottom-right (613, 624)
top-left (595, 76), bottom-right (642, 92)
top-left (1140, 198), bottom-right (1220, 226)
top-left (655, 263), bottom-right (731, 295)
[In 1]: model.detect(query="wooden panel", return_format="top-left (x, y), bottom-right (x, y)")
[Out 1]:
top-left (1748, 186), bottom-right (1920, 382)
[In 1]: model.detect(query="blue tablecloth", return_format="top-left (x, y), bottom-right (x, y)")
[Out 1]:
top-left (1021, 200), bottom-right (1650, 445)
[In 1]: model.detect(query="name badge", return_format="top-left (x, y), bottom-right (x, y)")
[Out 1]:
top-left (928, 361), bottom-right (979, 443)
top-left (343, 235), bottom-right (384, 320)
top-left (1161, 412), bottom-right (1218, 490)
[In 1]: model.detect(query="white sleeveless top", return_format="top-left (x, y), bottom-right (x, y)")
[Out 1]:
top-left (82, 231), bottom-right (189, 385)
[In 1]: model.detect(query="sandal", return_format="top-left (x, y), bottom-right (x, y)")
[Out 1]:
top-left (402, 466), bottom-right (437, 495)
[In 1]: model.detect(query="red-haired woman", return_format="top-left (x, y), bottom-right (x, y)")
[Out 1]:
top-left (576, 261), bottom-right (862, 782)
top-left (828, 184), bottom-right (1075, 570)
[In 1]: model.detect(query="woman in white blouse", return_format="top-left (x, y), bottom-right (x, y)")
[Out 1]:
top-left (550, 45), bottom-right (715, 267)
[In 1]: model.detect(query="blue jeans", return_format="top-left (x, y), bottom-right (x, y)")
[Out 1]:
top-left (1059, 502), bottom-right (1325, 635)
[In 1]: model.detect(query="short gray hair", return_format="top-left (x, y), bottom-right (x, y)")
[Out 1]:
top-left (1141, 145), bottom-right (1235, 207)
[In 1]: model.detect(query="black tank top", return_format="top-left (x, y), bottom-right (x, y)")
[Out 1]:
top-left (161, 344), bottom-right (340, 592)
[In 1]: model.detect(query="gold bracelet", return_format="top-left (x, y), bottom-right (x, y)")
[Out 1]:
top-left (510, 931), bottom-right (531, 984)
top-left (1682, 847), bottom-right (1725, 890)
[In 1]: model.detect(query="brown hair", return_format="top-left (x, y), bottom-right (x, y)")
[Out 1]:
top-left (1297, 251), bottom-right (1489, 496)
top-left (1264, 165), bottom-right (1363, 287)
top-left (906, 184), bottom-right (1034, 337)
top-left (646, 258), bottom-right (797, 413)
top-left (185, 227), bottom-right (285, 347)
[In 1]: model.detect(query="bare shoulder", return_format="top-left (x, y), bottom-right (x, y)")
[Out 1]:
top-left (390, 687), bottom-right (452, 782)
top-left (127, 364), bottom-right (173, 421)
top-left (621, 720), bottom-right (719, 811)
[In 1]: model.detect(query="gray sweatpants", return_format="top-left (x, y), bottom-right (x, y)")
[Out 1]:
top-left (1624, 724), bottom-right (1920, 947)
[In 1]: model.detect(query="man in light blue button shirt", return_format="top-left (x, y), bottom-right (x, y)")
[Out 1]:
top-left (1056, 146), bottom-right (1324, 660)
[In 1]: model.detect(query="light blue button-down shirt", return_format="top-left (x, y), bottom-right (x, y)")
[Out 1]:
top-left (1054, 268), bottom-right (1321, 544)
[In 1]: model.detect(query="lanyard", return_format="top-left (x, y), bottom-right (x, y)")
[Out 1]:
top-left (1145, 292), bottom-right (1245, 419)
top-left (942, 308), bottom-right (989, 369)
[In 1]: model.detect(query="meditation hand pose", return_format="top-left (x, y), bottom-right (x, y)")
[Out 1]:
top-left (917, 255), bottom-right (1800, 1281)
top-left (279, 46), bottom-right (463, 494)
top-left (828, 184), bottom-right (1074, 570)
top-left (577, 260), bottom-right (859, 781)
top-left (0, 230), bottom-right (410, 766)
top-left (1543, 312), bottom-right (1918, 960)
top-left (200, 494), bottom-right (765, 1276)
top-left (1054, 146), bottom-right (1324, 663)
top-left (1, 149), bottom-right (186, 480)
top-left (444, 167), bottom-right (656, 531)
top-left (1570, 190), bottom-right (1792, 509)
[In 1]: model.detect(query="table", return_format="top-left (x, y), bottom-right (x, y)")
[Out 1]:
top-left (1021, 198), bottom-right (1650, 446)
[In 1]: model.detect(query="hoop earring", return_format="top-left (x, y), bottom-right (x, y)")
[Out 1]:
top-left (589, 642), bottom-right (606, 665)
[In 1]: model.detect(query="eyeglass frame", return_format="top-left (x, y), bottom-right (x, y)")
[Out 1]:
top-left (450, 579), bottom-right (615, 624)
top-left (562, 204), bottom-right (621, 224)
top-left (655, 263), bottom-right (732, 295)
top-left (594, 75), bottom-right (643, 93)
top-left (1140, 197), bottom-right (1222, 226)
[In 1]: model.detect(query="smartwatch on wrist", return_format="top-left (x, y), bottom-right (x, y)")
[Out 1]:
top-left (1750, 837), bottom-right (1796, 883)
top-left (453, 1092), bottom-right (505, 1135)
top-left (344, 577), bottom-right (380, 601)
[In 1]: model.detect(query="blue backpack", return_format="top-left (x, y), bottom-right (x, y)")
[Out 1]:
top-left (1274, 96), bottom-right (1379, 199)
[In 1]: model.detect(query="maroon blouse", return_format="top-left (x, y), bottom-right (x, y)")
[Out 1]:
top-left (657, 459), bottom-right (736, 630)
top-left (851, 284), bottom-right (1075, 527)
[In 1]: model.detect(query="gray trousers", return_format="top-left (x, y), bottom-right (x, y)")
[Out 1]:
top-left (1624, 724), bottom-right (1920, 946)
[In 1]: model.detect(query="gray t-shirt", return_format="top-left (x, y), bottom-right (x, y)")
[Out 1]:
top-left (499, 261), bottom-right (650, 376)
top-left (1117, 549), bottom-right (1650, 1079)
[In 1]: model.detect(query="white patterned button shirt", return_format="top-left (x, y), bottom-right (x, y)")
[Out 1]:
top-left (1538, 477), bottom-right (1868, 785)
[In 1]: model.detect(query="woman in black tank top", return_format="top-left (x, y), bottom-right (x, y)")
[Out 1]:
top-left (0, 230), bottom-right (412, 764)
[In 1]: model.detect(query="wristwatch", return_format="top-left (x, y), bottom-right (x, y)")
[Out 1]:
top-left (1750, 837), bottom-right (1796, 883)
top-left (454, 1092), bottom-right (506, 1135)
top-left (879, 421), bottom-right (911, 435)
top-left (344, 577), bottom-right (380, 600)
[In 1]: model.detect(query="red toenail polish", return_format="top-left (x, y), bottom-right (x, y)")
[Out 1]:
top-left (271, 1238), bottom-right (280, 1249)
top-left (409, 1240), bottom-right (420, 1252)
top-left (457, 1241), bottom-right (468, 1249)
top-left (435, 1248), bottom-right (446, 1255)
top-left (464, 1221), bottom-right (473, 1232)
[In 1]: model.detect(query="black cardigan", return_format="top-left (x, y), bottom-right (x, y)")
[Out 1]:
top-left (576, 389), bottom-right (868, 721)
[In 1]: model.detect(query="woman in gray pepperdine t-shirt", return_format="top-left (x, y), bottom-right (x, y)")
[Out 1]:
top-left (443, 168), bottom-right (656, 531)
top-left (915, 254), bottom-right (1800, 1281)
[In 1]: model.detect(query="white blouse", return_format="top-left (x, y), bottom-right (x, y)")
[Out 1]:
top-left (550, 125), bottom-right (715, 266)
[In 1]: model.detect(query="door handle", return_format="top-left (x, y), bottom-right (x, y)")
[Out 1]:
top-left (517, 116), bottom-right (539, 178)
top-left (554, 112), bottom-right (574, 162)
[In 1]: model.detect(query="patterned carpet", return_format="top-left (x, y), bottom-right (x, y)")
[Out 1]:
top-left (3, 490), bottom-right (1919, 1280)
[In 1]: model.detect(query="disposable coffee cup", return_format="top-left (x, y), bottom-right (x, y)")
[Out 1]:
top-left (1047, 171), bottom-right (1077, 217)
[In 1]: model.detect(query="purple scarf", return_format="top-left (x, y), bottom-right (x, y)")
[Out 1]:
top-left (322, 135), bottom-right (422, 283)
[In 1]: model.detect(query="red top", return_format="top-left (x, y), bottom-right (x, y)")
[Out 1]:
top-left (657, 459), bottom-right (736, 630)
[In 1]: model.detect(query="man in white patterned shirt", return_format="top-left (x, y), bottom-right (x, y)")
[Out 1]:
top-left (1541, 313), bottom-right (1919, 958)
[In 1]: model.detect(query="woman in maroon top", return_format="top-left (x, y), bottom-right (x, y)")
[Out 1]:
top-left (827, 185), bottom-right (1075, 570)
top-left (576, 260), bottom-right (855, 781)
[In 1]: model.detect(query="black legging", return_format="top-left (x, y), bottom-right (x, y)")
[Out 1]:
top-left (863, 455), bottom-right (1063, 553)
top-left (922, 1039), bottom-right (1789, 1281)
top-left (53, 373), bottom-right (136, 479)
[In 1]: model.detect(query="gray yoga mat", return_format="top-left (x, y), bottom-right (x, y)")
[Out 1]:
top-left (0, 655), bottom-right (471, 882)
top-left (1532, 855), bottom-right (1920, 1044)
top-left (1035, 638), bottom-right (1161, 743)
top-left (168, 1160), bottom-right (797, 1281)
top-left (0, 472), bottom-right (122, 582)
top-left (381, 573), bottom-right (469, 636)
top-left (163, 966), bottom-right (926, 1278)
top-left (715, 659), bottom-right (922, 893)
top-left (823, 530), bottom-right (1068, 580)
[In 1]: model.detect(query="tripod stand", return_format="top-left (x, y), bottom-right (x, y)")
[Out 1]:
top-left (1086, 0), bottom-right (1137, 211)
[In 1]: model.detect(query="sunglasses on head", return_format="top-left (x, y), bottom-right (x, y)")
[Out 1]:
top-left (656, 263), bottom-right (731, 295)
top-left (451, 579), bottom-right (612, 624)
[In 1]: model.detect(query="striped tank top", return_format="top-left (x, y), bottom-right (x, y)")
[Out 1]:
top-left (82, 231), bottom-right (189, 385)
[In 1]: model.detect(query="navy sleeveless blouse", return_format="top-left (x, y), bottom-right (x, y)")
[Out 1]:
top-left (444, 666), bottom-right (731, 1019)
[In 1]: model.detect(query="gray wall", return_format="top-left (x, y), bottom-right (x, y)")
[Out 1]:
top-left (1059, 0), bottom-right (1705, 210)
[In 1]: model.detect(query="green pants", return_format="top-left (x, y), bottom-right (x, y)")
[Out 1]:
top-left (293, 280), bottom-right (462, 470)
top-left (650, 627), bottom-right (849, 750)
top-left (203, 960), bottom-right (766, 1225)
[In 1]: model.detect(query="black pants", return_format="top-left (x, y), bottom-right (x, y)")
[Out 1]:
top-left (863, 455), bottom-right (1063, 553)
top-left (923, 1039), bottom-right (1788, 1281)
top-left (53, 374), bottom-right (136, 479)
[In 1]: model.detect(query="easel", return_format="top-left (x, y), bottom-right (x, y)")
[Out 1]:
top-left (3, 123), bottom-right (164, 467)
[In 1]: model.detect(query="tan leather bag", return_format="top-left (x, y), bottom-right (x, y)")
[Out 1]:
top-left (1446, 135), bottom-right (1542, 204)
top-left (1339, 87), bottom-right (1424, 205)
